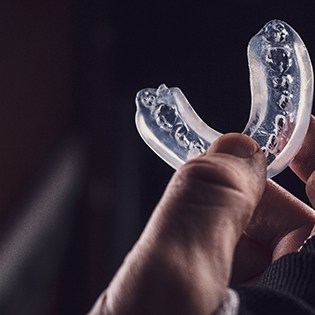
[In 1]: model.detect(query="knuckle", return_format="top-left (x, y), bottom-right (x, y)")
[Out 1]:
top-left (177, 158), bottom-right (242, 191)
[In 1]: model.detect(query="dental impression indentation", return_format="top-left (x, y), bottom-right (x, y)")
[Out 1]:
top-left (135, 20), bottom-right (313, 178)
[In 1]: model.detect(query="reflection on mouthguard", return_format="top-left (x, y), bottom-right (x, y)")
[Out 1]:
top-left (135, 20), bottom-right (313, 178)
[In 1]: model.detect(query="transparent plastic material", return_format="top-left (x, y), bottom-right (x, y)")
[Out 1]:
top-left (135, 20), bottom-right (314, 178)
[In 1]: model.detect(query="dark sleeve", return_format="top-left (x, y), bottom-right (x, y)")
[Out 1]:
top-left (234, 236), bottom-right (315, 314)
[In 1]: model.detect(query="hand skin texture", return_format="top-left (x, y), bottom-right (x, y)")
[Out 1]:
top-left (89, 116), bottom-right (315, 315)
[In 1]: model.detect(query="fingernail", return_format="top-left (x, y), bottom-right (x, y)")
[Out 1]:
top-left (206, 133), bottom-right (261, 159)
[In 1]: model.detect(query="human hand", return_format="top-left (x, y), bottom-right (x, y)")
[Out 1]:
top-left (89, 118), bottom-right (315, 315)
top-left (89, 133), bottom-right (267, 315)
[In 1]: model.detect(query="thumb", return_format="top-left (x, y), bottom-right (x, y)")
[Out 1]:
top-left (100, 133), bottom-right (266, 315)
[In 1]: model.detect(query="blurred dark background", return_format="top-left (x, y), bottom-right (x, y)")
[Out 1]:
top-left (0, 0), bottom-right (314, 314)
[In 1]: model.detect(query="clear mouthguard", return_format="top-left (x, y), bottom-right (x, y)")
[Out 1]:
top-left (135, 20), bottom-right (314, 178)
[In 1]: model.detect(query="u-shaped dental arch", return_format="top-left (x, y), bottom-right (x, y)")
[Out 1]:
top-left (135, 20), bottom-right (314, 178)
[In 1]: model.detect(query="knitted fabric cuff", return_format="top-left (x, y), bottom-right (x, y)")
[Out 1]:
top-left (257, 235), bottom-right (315, 308)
